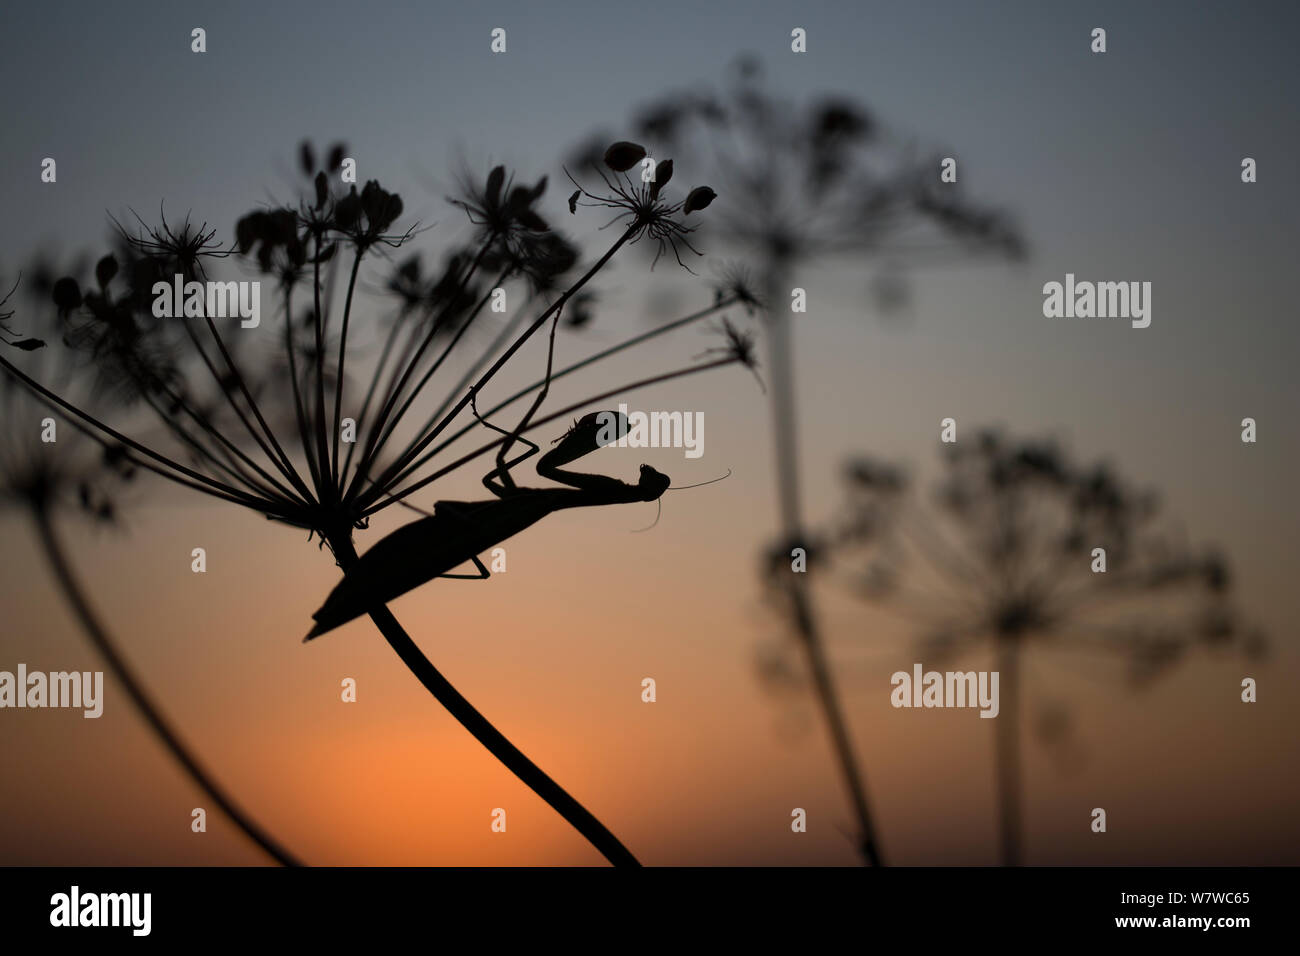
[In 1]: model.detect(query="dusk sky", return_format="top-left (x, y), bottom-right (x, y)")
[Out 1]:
top-left (1, 1), bottom-right (1296, 865)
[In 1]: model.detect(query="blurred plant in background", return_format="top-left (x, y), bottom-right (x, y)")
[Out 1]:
top-left (584, 56), bottom-right (1025, 864)
top-left (810, 429), bottom-right (1266, 864)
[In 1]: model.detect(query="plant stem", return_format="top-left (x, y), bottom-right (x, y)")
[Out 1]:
top-left (326, 534), bottom-right (639, 866)
top-left (996, 635), bottom-right (1021, 865)
top-left (764, 273), bottom-right (886, 866)
top-left (31, 507), bottom-right (302, 866)
top-left (284, 284), bottom-right (326, 495)
top-left (311, 233), bottom-right (333, 503)
top-left (330, 248), bottom-right (366, 490)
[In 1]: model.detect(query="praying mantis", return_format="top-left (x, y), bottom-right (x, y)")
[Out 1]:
top-left (305, 312), bottom-right (695, 640)
top-left (304, 407), bottom-right (669, 639)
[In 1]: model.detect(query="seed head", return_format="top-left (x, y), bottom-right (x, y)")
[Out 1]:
top-left (683, 186), bottom-right (716, 215)
top-left (604, 141), bottom-right (647, 173)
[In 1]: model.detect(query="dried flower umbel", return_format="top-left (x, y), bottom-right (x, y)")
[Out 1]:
top-left (565, 146), bottom-right (718, 271)
top-left (0, 139), bottom-right (749, 866)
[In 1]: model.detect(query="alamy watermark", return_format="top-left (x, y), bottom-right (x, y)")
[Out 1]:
top-left (0, 664), bottom-right (103, 717)
top-left (595, 404), bottom-right (704, 459)
top-left (50, 886), bottom-right (150, 936)
top-left (1042, 273), bottom-right (1151, 328)
top-left (891, 663), bottom-right (999, 718)
top-left (152, 274), bottom-right (260, 328)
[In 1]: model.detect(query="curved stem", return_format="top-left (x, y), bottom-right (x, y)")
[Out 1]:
top-left (329, 534), bottom-right (640, 867)
top-left (31, 507), bottom-right (303, 867)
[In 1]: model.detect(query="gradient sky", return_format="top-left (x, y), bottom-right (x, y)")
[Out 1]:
top-left (1, 0), bottom-right (1297, 865)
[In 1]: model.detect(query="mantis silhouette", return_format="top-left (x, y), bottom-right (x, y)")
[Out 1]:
top-left (306, 313), bottom-right (670, 640)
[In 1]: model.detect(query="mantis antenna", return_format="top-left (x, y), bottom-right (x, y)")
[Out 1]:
top-left (668, 468), bottom-right (732, 490)
top-left (631, 468), bottom-right (733, 532)
top-left (630, 500), bottom-right (662, 534)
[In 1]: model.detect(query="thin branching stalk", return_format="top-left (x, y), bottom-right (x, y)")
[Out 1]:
top-left (363, 265), bottom-right (511, 479)
top-left (311, 233), bottom-right (333, 501)
top-left (345, 234), bottom-right (501, 493)
top-left (0, 356), bottom-right (284, 514)
top-left (355, 225), bottom-right (638, 509)
top-left (329, 248), bottom-right (366, 490)
top-left (380, 295), bottom-right (740, 496)
top-left (338, 304), bottom-right (409, 482)
top-left (178, 259), bottom-right (306, 498)
top-left (283, 284), bottom-right (325, 493)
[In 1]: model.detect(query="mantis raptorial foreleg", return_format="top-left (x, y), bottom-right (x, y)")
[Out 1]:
top-left (469, 309), bottom-right (563, 494)
top-left (470, 393), bottom-right (540, 496)
top-left (426, 501), bottom-right (491, 579)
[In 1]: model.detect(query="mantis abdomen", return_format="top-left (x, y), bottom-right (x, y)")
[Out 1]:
top-left (306, 496), bottom-right (558, 639)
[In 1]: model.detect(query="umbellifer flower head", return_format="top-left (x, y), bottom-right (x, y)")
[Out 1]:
top-left (566, 142), bottom-right (717, 272)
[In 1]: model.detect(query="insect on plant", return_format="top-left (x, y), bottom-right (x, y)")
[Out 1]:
top-left (307, 408), bottom-right (668, 638)
top-left (307, 310), bottom-right (732, 639)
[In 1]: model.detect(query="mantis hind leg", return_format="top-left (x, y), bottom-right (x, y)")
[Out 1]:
top-left (437, 553), bottom-right (490, 580)
top-left (430, 501), bottom-right (493, 579)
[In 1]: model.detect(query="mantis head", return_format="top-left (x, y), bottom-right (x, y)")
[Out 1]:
top-left (637, 464), bottom-right (671, 501)
top-left (542, 412), bottom-right (669, 501)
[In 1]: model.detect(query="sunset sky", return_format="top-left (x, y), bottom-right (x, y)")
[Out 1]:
top-left (1, 0), bottom-right (1296, 865)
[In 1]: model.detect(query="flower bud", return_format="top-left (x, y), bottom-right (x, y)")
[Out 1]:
top-left (95, 255), bottom-right (118, 288)
top-left (52, 277), bottom-right (82, 314)
top-left (649, 158), bottom-right (673, 200)
top-left (683, 186), bottom-right (716, 214)
top-left (604, 141), bottom-right (647, 172)
top-left (299, 141), bottom-right (316, 177)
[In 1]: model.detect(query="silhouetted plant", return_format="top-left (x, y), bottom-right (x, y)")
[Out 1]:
top-left (0, 292), bottom-right (301, 864)
top-left (0, 138), bottom-right (753, 866)
top-left (590, 56), bottom-right (1025, 865)
top-left (813, 429), bottom-right (1266, 864)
